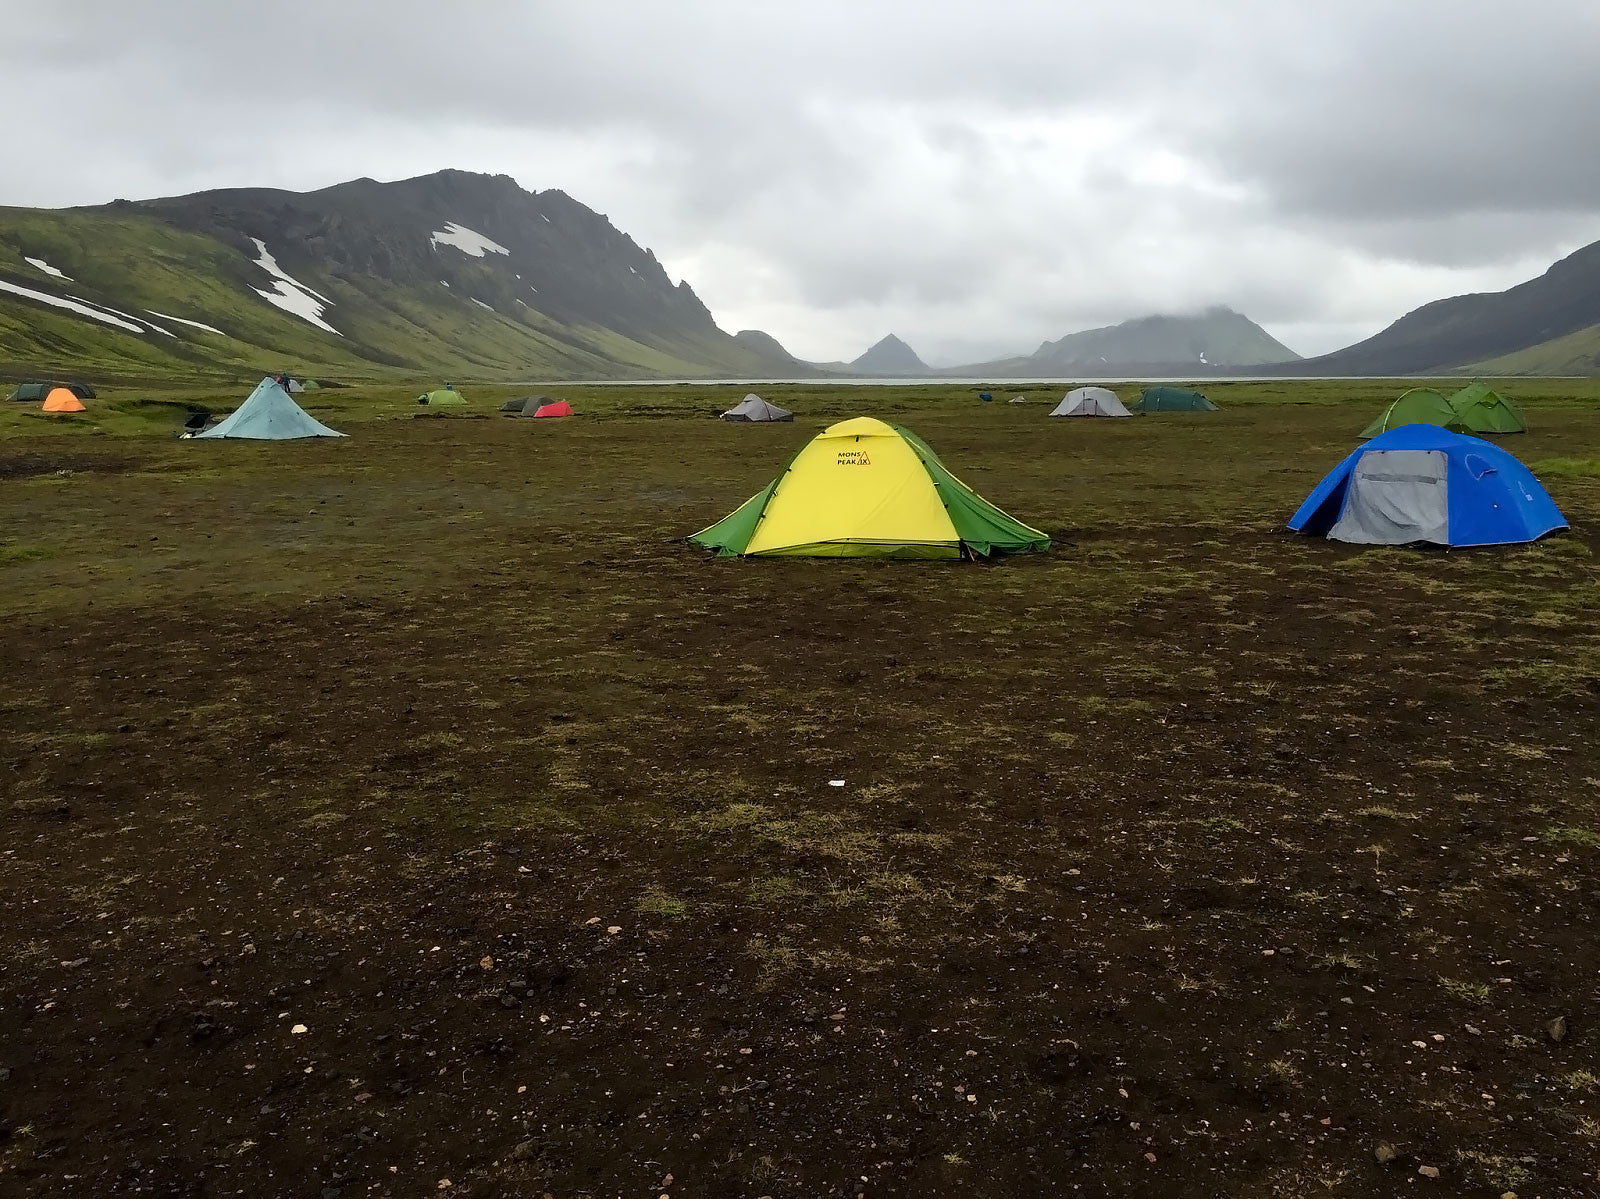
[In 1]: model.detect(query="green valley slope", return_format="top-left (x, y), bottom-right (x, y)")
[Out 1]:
top-left (1468, 324), bottom-right (1600, 375)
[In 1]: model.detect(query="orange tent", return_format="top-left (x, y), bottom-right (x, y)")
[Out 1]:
top-left (42, 386), bottom-right (86, 413)
top-left (532, 400), bottom-right (574, 418)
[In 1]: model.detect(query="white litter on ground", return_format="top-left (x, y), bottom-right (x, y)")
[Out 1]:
top-left (429, 222), bottom-right (509, 258)
top-left (147, 310), bottom-right (226, 336)
top-left (0, 279), bottom-right (145, 332)
top-left (250, 238), bottom-right (339, 334)
top-left (472, 299), bottom-right (494, 312)
top-left (24, 256), bottom-right (71, 280)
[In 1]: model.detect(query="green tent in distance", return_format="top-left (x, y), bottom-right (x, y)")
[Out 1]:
top-left (1447, 382), bottom-right (1527, 434)
top-left (1133, 386), bottom-right (1217, 412)
top-left (1358, 388), bottom-right (1462, 439)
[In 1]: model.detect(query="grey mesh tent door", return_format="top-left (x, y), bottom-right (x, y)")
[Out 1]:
top-left (1328, 450), bottom-right (1449, 545)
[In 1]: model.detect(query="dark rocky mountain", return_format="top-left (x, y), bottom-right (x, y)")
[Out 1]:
top-left (733, 328), bottom-right (808, 369)
top-left (1281, 237), bottom-right (1600, 376)
top-left (849, 334), bottom-right (928, 374)
top-left (0, 170), bottom-right (804, 380)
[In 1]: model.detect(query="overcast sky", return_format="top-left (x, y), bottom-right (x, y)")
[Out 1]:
top-left (6, 0), bottom-right (1599, 365)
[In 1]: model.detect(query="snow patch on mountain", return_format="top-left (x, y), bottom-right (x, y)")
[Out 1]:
top-left (0, 279), bottom-right (145, 332)
top-left (430, 222), bottom-right (509, 258)
top-left (24, 256), bottom-right (71, 280)
top-left (148, 310), bottom-right (227, 336)
top-left (75, 298), bottom-right (173, 336)
top-left (250, 238), bottom-right (339, 335)
top-left (472, 299), bottom-right (494, 312)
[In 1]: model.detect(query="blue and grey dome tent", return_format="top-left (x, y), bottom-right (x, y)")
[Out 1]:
top-left (1289, 424), bottom-right (1564, 548)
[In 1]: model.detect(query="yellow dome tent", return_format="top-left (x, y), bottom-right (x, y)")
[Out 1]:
top-left (689, 416), bottom-right (1049, 559)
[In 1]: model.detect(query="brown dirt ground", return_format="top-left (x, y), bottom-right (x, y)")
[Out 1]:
top-left (2, 396), bottom-right (1600, 1197)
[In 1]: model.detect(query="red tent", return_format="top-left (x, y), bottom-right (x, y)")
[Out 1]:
top-left (532, 400), bottom-right (574, 418)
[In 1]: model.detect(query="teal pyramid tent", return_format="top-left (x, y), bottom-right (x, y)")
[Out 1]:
top-left (194, 378), bottom-right (345, 440)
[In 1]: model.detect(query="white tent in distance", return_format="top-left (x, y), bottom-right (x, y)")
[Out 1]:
top-left (1050, 387), bottom-right (1132, 418)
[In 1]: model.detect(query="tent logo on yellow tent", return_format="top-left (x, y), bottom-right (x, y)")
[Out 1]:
top-left (836, 450), bottom-right (872, 466)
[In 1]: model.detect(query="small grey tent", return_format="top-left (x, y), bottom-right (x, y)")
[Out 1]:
top-left (194, 377), bottom-right (345, 440)
top-left (502, 395), bottom-right (547, 413)
top-left (1051, 387), bottom-right (1132, 418)
top-left (8, 382), bottom-right (49, 402)
top-left (721, 393), bottom-right (793, 422)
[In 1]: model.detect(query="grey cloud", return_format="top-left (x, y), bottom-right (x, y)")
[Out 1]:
top-left (5, 0), bottom-right (1600, 363)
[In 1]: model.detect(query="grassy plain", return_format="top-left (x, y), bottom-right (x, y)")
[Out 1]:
top-left (3, 379), bottom-right (1600, 1196)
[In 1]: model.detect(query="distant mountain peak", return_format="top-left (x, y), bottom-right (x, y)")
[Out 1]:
top-left (1027, 308), bottom-right (1300, 372)
top-left (734, 329), bottom-right (805, 366)
top-left (851, 333), bottom-right (928, 374)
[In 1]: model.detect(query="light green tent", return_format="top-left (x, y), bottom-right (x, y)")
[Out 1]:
top-left (1447, 382), bottom-right (1526, 434)
top-left (419, 387), bottom-right (466, 407)
top-left (1134, 386), bottom-right (1216, 412)
top-left (1358, 388), bottom-right (1462, 439)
